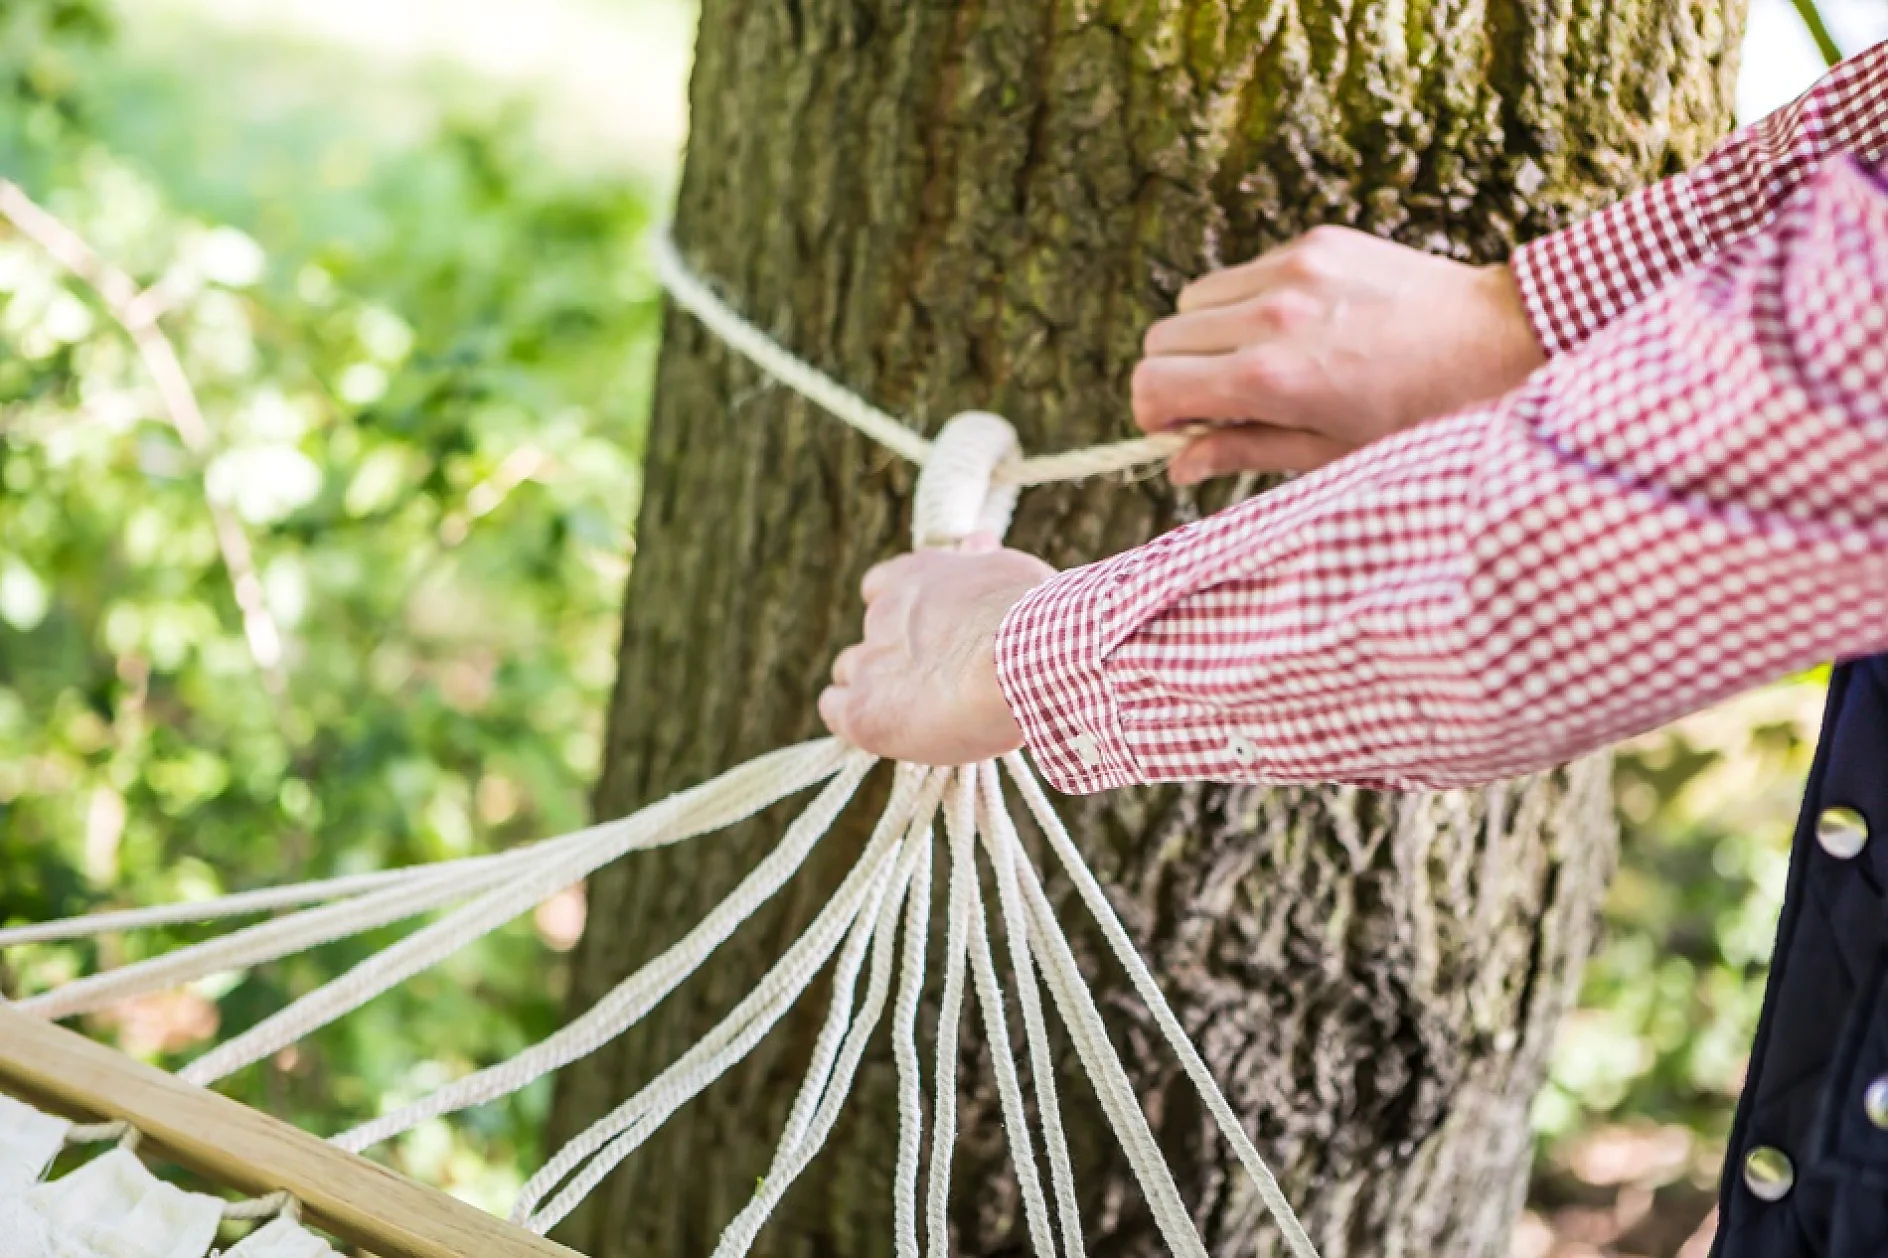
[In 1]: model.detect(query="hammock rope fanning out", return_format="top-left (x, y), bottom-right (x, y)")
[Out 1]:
top-left (0, 231), bottom-right (1322, 1258)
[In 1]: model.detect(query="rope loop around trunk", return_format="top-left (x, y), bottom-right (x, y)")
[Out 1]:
top-left (911, 410), bottom-right (1022, 548)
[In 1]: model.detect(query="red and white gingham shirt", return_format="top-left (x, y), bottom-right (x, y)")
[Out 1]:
top-left (995, 42), bottom-right (1888, 796)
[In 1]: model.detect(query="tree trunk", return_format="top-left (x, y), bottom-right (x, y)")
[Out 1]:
top-left (551, 1), bottom-right (1743, 1254)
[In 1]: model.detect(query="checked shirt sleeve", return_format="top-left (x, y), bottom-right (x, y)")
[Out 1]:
top-left (996, 155), bottom-right (1888, 796)
top-left (1514, 39), bottom-right (1888, 356)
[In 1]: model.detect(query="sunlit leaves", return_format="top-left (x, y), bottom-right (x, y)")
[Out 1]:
top-left (0, 0), bottom-right (655, 1207)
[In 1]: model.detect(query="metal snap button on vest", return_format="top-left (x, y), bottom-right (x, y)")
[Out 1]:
top-left (1742, 1146), bottom-right (1795, 1202)
top-left (1865, 1077), bottom-right (1888, 1130)
top-left (1816, 806), bottom-right (1870, 859)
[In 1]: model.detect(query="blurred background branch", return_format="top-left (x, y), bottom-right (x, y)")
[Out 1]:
top-left (0, 179), bottom-right (289, 697)
top-left (1791, 0), bottom-right (1846, 65)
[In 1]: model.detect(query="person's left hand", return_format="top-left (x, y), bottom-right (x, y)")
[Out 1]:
top-left (1132, 226), bottom-right (1543, 484)
top-left (819, 537), bottom-right (1054, 764)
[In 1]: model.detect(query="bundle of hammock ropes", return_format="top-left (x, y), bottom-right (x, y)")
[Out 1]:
top-left (0, 229), bottom-right (1320, 1258)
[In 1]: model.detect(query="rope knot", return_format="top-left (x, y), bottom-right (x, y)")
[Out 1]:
top-left (912, 412), bottom-right (1021, 549)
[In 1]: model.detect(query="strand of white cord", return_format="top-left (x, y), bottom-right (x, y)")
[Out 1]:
top-left (1006, 808), bottom-right (1209, 1258)
top-left (517, 826), bottom-right (896, 1230)
top-left (34, 797), bottom-right (704, 1017)
top-left (1004, 753), bottom-right (1319, 1258)
top-left (766, 786), bottom-right (919, 1154)
top-left (520, 831), bottom-right (894, 1232)
top-left (181, 740), bottom-right (857, 1086)
top-left (19, 741), bottom-right (845, 1024)
top-left (976, 762), bottom-right (1083, 1258)
top-left (923, 768), bottom-right (976, 1258)
top-left (770, 807), bottom-right (900, 1157)
top-left (516, 767), bottom-right (933, 1231)
top-left (650, 232), bottom-right (1189, 487)
top-left (956, 769), bottom-right (1058, 1258)
top-left (708, 804), bottom-right (931, 1257)
top-left (11, 825), bottom-right (632, 1013)
top-left (337, 758), bottom-right (932, 1153)
top-left (22, 855), bottom-right (519, 1020)
top-left (0, 859), bottom-right (491, 948)
top-left (889, 800), bottom-right (933, 1258)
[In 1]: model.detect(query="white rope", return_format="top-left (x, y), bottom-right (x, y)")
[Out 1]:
top-left (708, 803), bottom-right (930, 1258)
top-left (1, 350), bottom-right (1333, 1258)
top-left (650, 231), bottom-right (1192, 489)
top-left (337, 754), bottom-right (916, 1153)
top-left (0, 860), bottom-right (493, 948)
top-left (513, 765), bottom-right (936, 1232)
top-left (959, 774), bottom-right (1058, 1258)
top-left (19, 740), bottom-right (844, 1023)
top-left (63, 1120), bottom-right (128, 1146)
top-left (889, 806), bottom-right (933, 1258)
top-left (1008, 815), bottom-right (1209, 1258)
top-left (976, 763), bottom-right (1083, 1258)
top-left (182, 740), bottom-right (857, 1085)
top-left (22, 856), bottom-right (519, 1021)
top-left (516, 773), bottom-right (931, 1233)
top-left (516, 831), bottom-right (891, 1231)
top-left (923, 769), bottom-right (976, 1258)
top-left (1004, 754), bottom-right (1320, 1258)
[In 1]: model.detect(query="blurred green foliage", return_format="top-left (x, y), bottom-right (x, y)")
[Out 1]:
top-left (1526, 676), bottom-right (1829, 1251)
top-left (0, 0), bottom-right (655, 1210)
top-left (0, 1), bottom-right (1825, 1248)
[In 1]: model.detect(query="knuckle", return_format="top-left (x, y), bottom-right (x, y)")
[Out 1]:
top-left (1131, 355), bottom-right (1160, 393)
top-left (818, 688), bottom-right (848, 736)
top-left (851, 704), bottom-right (893, 751)
top-left (1239, 298), bottom-right (1285, 335)
top-left (1238, 300), bottom-right (1277, 334)
top-left (1129, 360), bottom-right (1167, 428)
top-left (1275, 249), bottom-right (1319, 286)
top-left (1257, 290), bottom-right (1318, 334)
top-left (1234, 347), bottom-right (1289, 395)
top-left (1174, 276), bottom-right (1213, 313)
top-left (863, 554), bottom-right (912, 598)
top-left (1284, 226), bottom-right (1348, 281)
top-left (1141, 317), bottom-right (1173, 357)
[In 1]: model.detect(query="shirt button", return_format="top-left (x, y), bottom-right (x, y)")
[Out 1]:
top-left (1071, 733), bottom-right (1101, 770)
top-left (1865, 1077), bottom-right (1888, 1130)
top-left (1742, 1146), bottom-right (1795, 1202)
top-left (1226, 735), bottom-right (1257, 766)
top-left (1816, 806), bottom-right (1870, 860)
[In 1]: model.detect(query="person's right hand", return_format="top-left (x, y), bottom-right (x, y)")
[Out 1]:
top-left (1132, 226), bottom-right (1547, 484)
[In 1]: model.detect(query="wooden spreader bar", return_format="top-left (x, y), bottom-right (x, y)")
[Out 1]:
top-left (0, 1005), bottom-right (581, 1258)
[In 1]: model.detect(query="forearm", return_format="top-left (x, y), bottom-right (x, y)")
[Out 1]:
top-left (999, 156), bottom-right (1888, 794)
top-left (1514, 39), bottom-right (1888, 356)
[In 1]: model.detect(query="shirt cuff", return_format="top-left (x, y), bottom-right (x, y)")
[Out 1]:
top-left (1511, 173), bottom-right (1716, 356)
top-left (994, 557), bottom-right (1141, 795)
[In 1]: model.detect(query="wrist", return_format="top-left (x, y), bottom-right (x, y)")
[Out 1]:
top-left (967, 584), bottom-right (1033, 751)
top-left (972, 634), bottom-right (1025, 751)
top-left (1477, 261), bottom-right (1548, 385)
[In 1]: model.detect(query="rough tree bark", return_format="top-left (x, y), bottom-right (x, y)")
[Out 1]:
top-left (551, 1), bottom-right (1745, 1254)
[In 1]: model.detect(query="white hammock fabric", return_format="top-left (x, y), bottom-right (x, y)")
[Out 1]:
top-left (0, 1096), bottom-right (340, 1258)
top-left (0, 240), bottom-right (1323, 1258)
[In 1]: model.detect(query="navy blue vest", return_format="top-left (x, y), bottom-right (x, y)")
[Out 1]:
top-left (1714, 655), bottom-right (1888, 1258)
